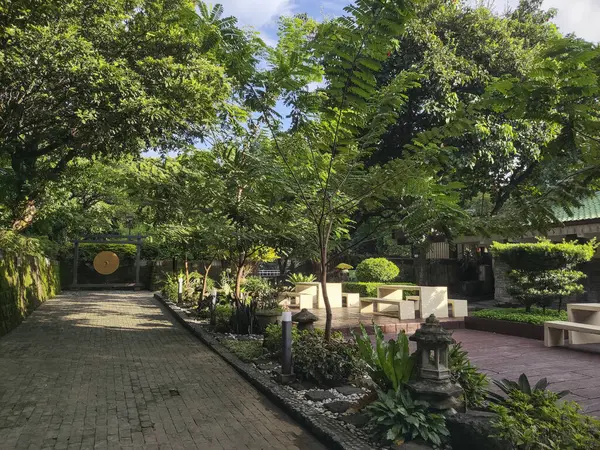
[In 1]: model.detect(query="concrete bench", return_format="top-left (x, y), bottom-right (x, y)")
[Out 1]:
top-left (360, 297), bottom-right (415, 320)
top-left (279, 292), bottom-right (314, 309)
top-left (342, 292), bottom-right (360, 307)
top-left (544, 321), bottom-right (600, 347)
top-left (448, 299), bottom-right (468, 317)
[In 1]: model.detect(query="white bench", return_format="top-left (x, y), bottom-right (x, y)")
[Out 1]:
top-left (342, 292), bottom-right (360, 307)
top-left (544, 321), bottom-right (600, 347)
top-left (360, 298), bottom-right (415, 320)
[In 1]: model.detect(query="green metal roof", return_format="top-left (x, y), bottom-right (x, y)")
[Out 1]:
top-left (554, 192), bottom-right (600, 222)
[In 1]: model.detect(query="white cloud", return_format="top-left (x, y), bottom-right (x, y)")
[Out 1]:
top-left (218, 0), bottom-right (296, 29)
top-left (499, 0), bottom-right (600, 42)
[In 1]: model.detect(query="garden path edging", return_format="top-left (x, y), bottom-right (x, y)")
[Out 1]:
top-left (153, 293), bottom-right (377, 450)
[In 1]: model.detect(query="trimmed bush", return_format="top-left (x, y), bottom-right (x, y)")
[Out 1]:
top-left (491, 239), bottom-right (596, 311)
top-left (355, 257), bottom-right (399, 282)
top-left (262, 323), bottom-right (300, 354)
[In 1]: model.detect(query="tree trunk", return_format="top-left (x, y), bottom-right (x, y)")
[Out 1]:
top-left (320, 247), bottom-right (332, 341)
top-left (235, 264), bottom-right (244, 303)
top-left (11, 199), bottom-right (37, 232)
top-left (184, 257), bottom-right (190, 287)
top-left (201, 261), bottom-right (213, 305)
top-left (558, 296), bottom-right (564, 313)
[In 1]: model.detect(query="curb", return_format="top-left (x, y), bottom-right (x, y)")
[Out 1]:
top-left (153, 293), bottom-right (377, 450)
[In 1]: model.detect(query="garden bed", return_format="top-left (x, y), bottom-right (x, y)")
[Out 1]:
top-left (154, 292), bottom-right (379, 450)
top-left (466, 308), bottom-right (568, 340)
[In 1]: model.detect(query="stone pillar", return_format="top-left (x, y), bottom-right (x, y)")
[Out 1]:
top-left (492, 257), bottom-right (517, 304)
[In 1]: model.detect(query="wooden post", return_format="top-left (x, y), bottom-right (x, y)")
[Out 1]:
top-left (72, 240), bottom-right (79, 287)
top-left (135, 234), bottom-right (141, 286)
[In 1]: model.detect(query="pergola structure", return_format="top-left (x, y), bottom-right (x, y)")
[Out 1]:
top-left (71, 234), bottom-right (145, 289)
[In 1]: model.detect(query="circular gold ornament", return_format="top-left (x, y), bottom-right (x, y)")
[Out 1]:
top-left (93, 251), bottom-right (120, 275)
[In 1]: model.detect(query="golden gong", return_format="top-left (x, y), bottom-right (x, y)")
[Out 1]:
top-left (93, 251), bottom-right (120, 275)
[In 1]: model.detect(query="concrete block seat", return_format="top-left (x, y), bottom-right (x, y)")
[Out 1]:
top-left (544, 321), bottom-right (600, 347)
top-left (341, 292), bottom-right (360, 307)
top-left (360, 297), bottom-right (416, 320)
top-left (448, 299), bottom-right (468, 317)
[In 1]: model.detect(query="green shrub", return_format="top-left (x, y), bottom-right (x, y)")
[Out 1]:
top-left (222, 339), bottom-right (265, 362)
top-left (487, 373), bottom-right (569, 405)
top-left (449, 343), bottom-right (488, 408)
top-left (263, 323), bottom-right (300, 354)
top-left (491, 239), bottom-right (596, 311)
top-left (367, 388), bottom-right (449, 448)
top-left (343, 282), bottom-right (417, 298)
top-left (160, 271), bottom-right (214, 303)
top-left (293, 330), bottom-right (365, 386)
top-left (214, 304), bottom-right (232, 333)
top-left (78, 243), bottom-right (138, 261)
top-left (287, 273), bottom-right (316, 283)
top-left (471, 307), bottom-right (567, 325)
top-left (355, 257), bottom-right (399, 282)
top-left (489, 390), bottom-right (600, 450)
top-left (242, 276), bottom-right (273, 301)
top-left (353, 323), bottom-right (414, 391)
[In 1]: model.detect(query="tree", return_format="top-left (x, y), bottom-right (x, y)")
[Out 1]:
top-left (491, 239), bottom-right (597, 312)
top-left (0, 0), bottom-right (231, 230)
top-left (364, 0), bottom-right (600, 238)
top-left (253, 2), bottom-right (454, 340)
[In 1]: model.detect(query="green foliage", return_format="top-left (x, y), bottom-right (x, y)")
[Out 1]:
top-left (489, 390), bottom-right (600, 450)
top-left (366, 388), bottom-right (449, 448)
top-left (336, 263), bottom-right (353, 270)
top-left (77, 244), bottom-right (137, 262)
top-left (292, 329), bottom-right (364, 386)
top-left (355, 258), bottom-right (400, 282)
top-left (0, 230), bottom-right (59, 258)
top-left (160, 272), bottom-right (213, 304)
top-left (214, 304), bottom-right (233, 333)
top-left (222, 339), bottom-right (265, 363)
top-left (449, 343), bottom-right (488, 409)
top-left (343, 282), bottom-right (417, 298)
top-left (491, 240), bottom-right (596, 311)
top-left (287, 273), bottom-right (316, 283)
top-left (262, 323), bottom-right (300, 354)
top-left (471, 307), bottom-right (567, 325)
top-left (241, 276), bottom-right (273, 302)
top-left (488, 373), bottom-right (569, 405)
top-left (353, 323), bottom-right (414, 391)
top-left (0, 0), bottom-right (232, 229)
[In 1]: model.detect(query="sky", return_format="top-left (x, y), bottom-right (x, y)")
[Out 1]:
top-left (218, 0), bottom-right (600, 44)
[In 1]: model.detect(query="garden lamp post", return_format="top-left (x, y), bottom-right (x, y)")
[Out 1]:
top-left (408, 314), bottom-right (463, 413)
top-left (177, 277), bottom-right (184, 303)
top-left (276, 311), bottom-right (295, 384)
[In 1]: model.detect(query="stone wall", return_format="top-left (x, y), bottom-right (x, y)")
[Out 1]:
top-left (0, 253), bottom-right (60, 337)
top-left (492, 257), bottom-right (515, 304)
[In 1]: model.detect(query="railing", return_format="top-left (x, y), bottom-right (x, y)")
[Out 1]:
top-left (258, 269), bottom-right (281, 278)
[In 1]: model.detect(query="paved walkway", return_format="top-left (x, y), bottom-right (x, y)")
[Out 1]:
top-left (0, 291), bottom-right (325, 450)
top-left (454, 329), bottom-right (600, 416)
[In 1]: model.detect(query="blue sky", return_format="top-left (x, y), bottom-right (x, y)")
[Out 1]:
top-left (219, 0), bottom-right (600, 43)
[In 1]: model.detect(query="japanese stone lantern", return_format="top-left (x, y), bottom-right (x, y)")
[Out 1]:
top-left (292, 308), bottom-right (318, 331)
top-left (408, 314), bottom-right (463, 413)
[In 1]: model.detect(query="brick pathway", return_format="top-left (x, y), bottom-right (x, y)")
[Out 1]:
top-left (0, 291), bottom-right (325, 450)
top-left (453, 329), bottom-right (600, 416)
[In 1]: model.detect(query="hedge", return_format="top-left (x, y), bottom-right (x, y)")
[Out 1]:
top-left (491, 240), bottom-right (596, 272)
top-left (471, 307), bottom-right (567, 326)
top-left (342, 282), bottom-right (417, 298)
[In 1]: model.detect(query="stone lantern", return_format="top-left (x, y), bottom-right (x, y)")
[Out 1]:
top-left (408, 314), bottom-right (463, 413)
top-left (292, 308), bottom-right (318, 331)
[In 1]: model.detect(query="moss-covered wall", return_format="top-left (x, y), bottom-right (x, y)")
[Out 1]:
top-left (0, 254), bottom-right (60, 337)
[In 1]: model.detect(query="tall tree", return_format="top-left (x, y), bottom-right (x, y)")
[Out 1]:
top-left (0, 0), bottom-right (231, 230)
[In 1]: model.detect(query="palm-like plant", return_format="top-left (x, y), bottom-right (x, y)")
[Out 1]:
top-left (488, 373), bottom-right (570, 404)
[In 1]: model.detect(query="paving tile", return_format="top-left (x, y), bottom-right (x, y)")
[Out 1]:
top-left (0, 291), bottom-right (324, 449)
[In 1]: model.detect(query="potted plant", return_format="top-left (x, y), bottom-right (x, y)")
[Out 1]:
top-left (254, 294), bottom-right (284, 332)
